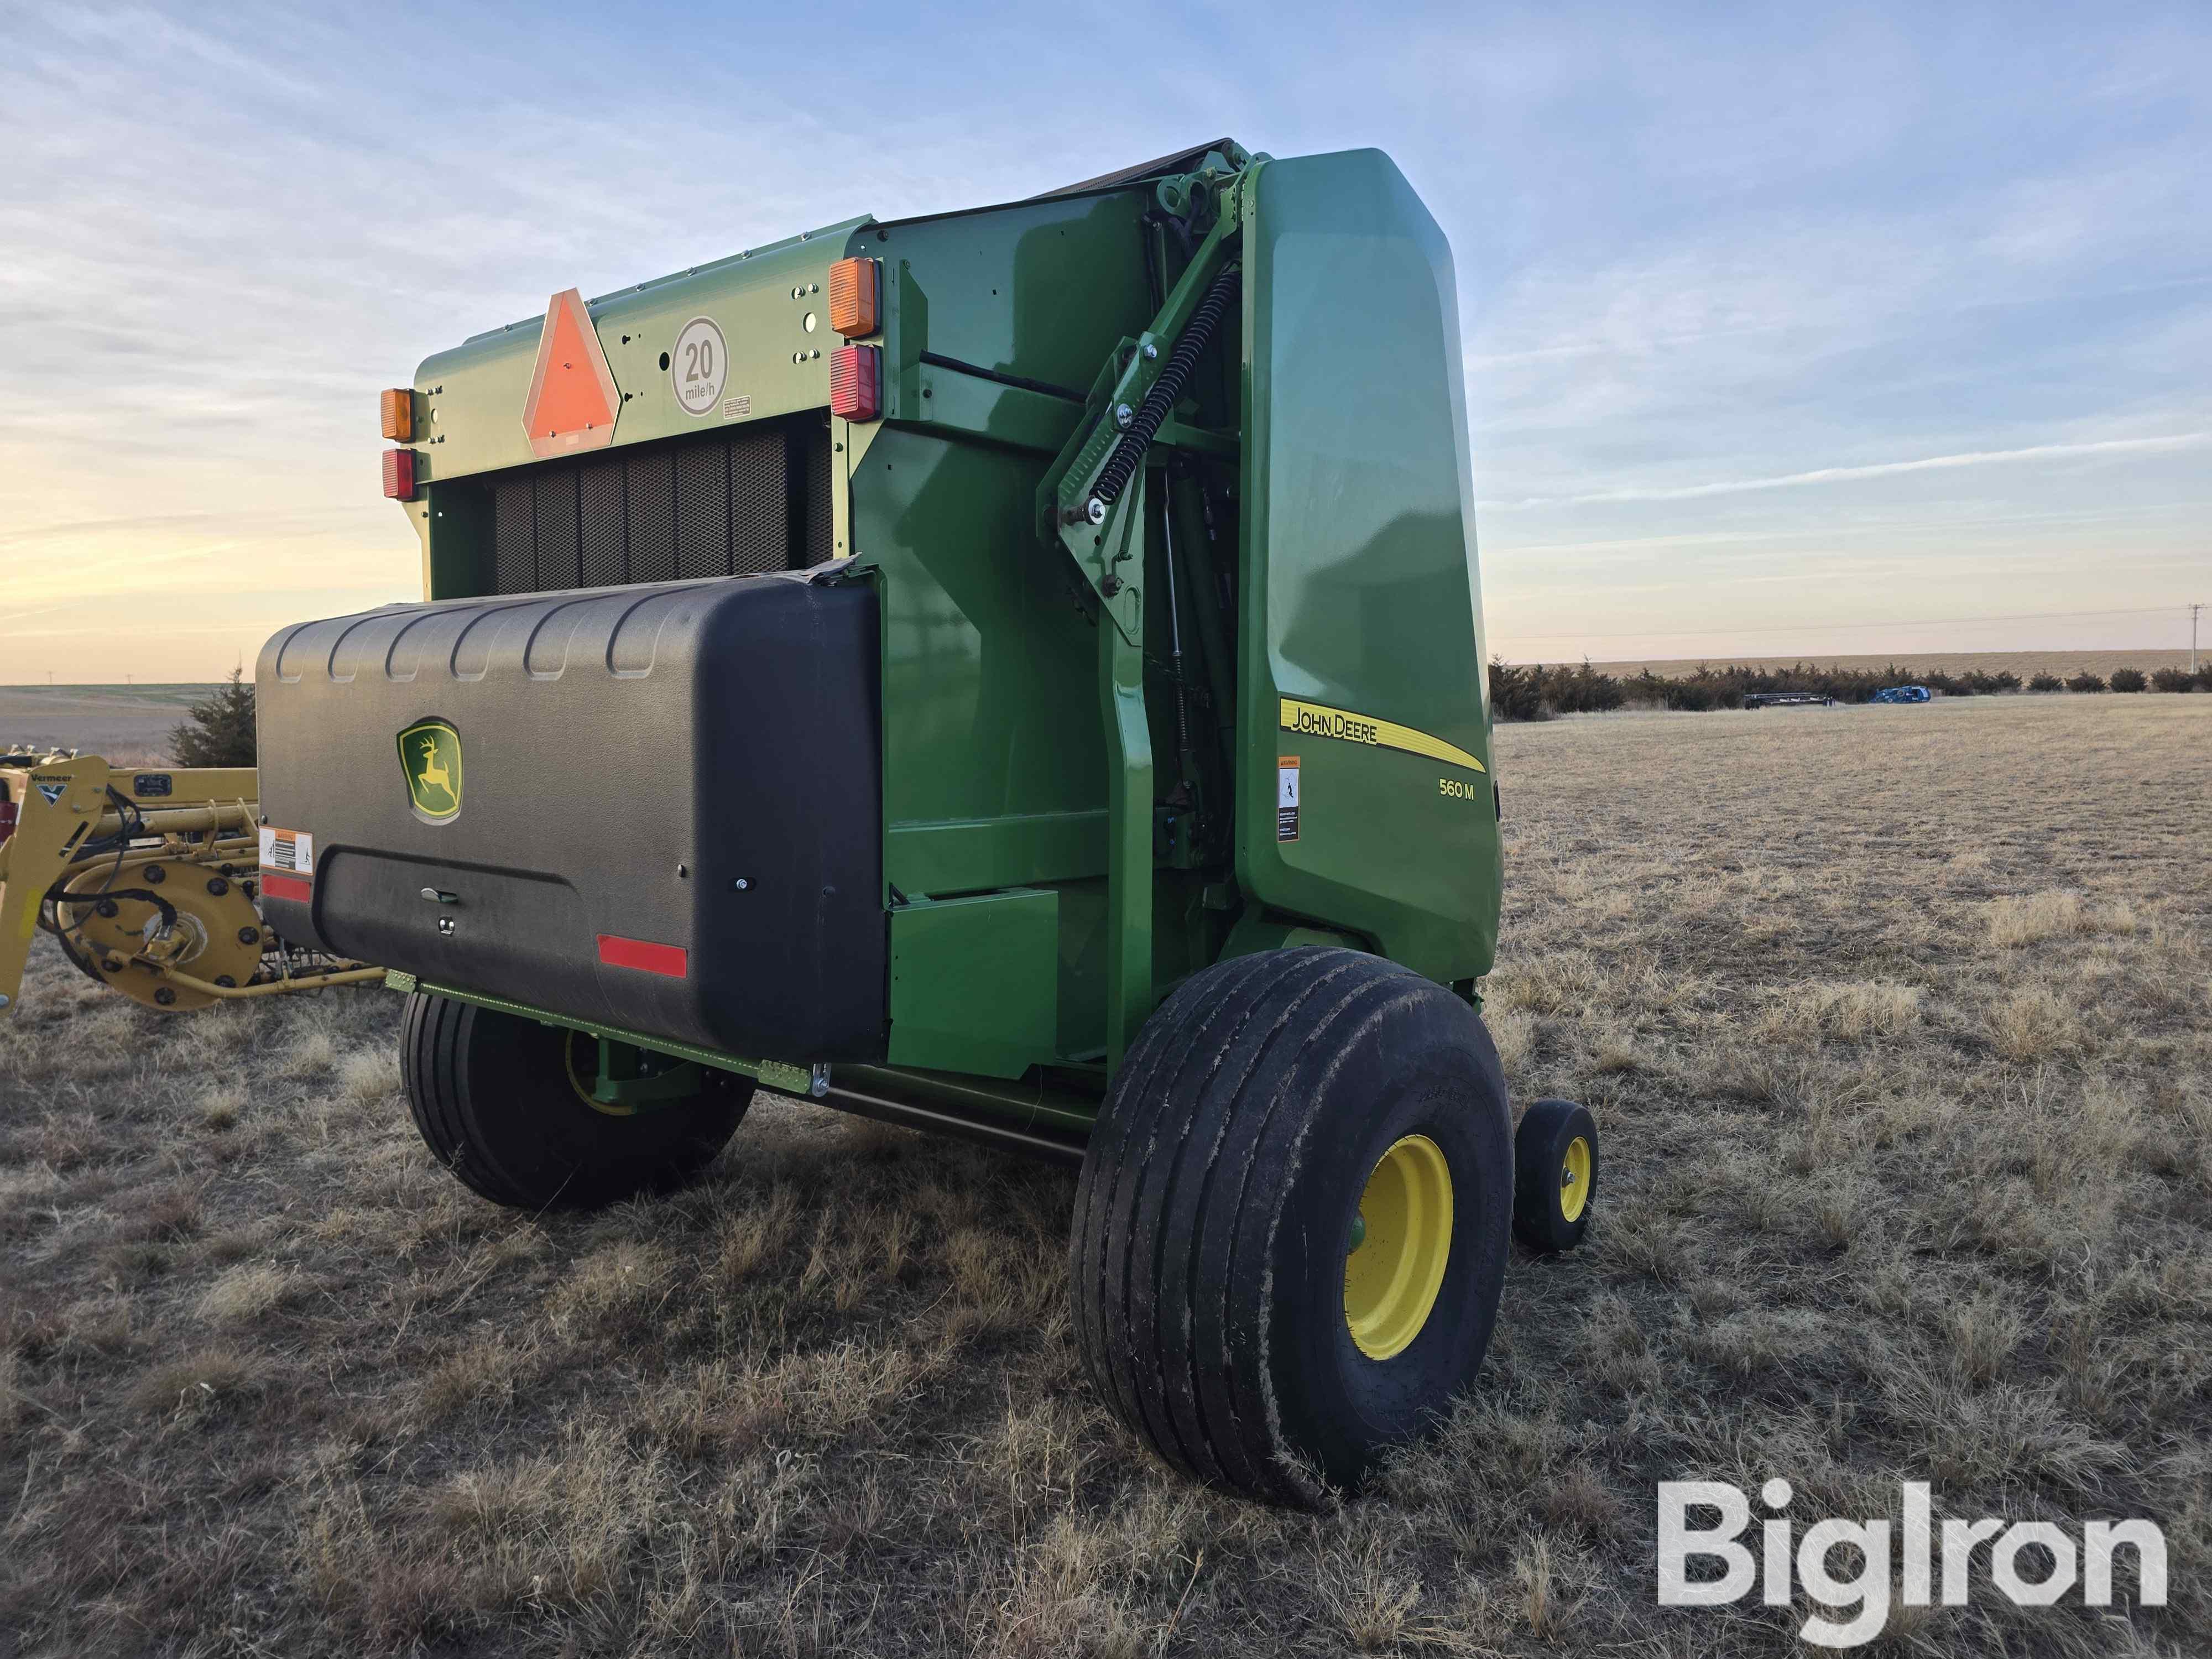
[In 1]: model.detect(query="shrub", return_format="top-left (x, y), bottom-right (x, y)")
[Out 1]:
top-left (1658, 673), bottom-right (1724, 712)
top-left (1537, 661), bottom-right (1625, 714)
top-left (2109, 667), bottom-right (2147, 693)
top-left (2065, 670), bottom-right (2106, 693)
top-left (1487, 659), bottom-right (1547, 722)
top-left (2028, 672), bottom-right (2064, 692)
top-left (2149, 667), bottom-right (2195, 692)
top-left (170, 669), bottom-right (256, 767)
top-left (2199, 666), bottom-right (2212, 692)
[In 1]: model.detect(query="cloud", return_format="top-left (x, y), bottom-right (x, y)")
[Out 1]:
top-left (1481, 431), bottom-right (2212, 509)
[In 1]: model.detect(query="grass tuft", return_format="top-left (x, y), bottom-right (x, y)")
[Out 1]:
top-left (194, 1262), bottom-right (299, 1326)
top-left (125, 1350), bottom-right (264, 1417)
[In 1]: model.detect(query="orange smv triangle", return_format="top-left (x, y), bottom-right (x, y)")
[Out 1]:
top-left (520, 288), bottom-right (621, 459)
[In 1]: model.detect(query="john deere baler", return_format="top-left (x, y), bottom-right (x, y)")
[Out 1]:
top-left (257, 142), bottom-right (1600, 1505)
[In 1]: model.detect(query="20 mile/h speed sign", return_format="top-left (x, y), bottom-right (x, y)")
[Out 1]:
top-left (671, 317), bottom-right (727, 416)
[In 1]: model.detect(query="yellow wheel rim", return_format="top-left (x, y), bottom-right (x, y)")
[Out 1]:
top-left (1343, 1135), bottom-right (1454, 1360)
top-left (566, 1032), bottom-right (638, 1118)
top-left (1559, 1135), bottom-right (1592, 1223)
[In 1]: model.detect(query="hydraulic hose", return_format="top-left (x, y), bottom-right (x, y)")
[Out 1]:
top-left (48, 887), bottom-right (180, 932)
top-left (39, 883), bottom-right (180, 988)
top-left (1090, 268), bottom-right (1240, 510)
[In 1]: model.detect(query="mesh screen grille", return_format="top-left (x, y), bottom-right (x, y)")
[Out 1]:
top-left (577, 460), bottom-right (627, 587)
top-left (474, 421), bottom-right (829, 596)
top-left (729, 429), bottom-right (789, 576)
top-left (803, 423), bottom-right (836, 565)
top-left (626, 450), bottom-right (678, 584)
top-left (533, 468), bottom-right (582, 591)
top-left (674, 441), bottom-right (731, 581)
top-left (494, 475), bottom-right (536, 592)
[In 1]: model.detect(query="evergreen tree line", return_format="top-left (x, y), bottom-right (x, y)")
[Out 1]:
top-left (1486, 658), bottom-right (2212, 722)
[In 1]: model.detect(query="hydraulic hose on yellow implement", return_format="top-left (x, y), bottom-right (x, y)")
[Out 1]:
top-left (0, 752), bottom-right (384, 1016)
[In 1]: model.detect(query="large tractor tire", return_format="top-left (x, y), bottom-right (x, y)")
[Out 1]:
top-left (400, 992), bottom-right (750, 1210)
top-left (1071, 946), bottom-right (1513, 1506)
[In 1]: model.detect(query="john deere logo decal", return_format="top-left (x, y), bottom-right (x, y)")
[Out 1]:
top-left (399, 721), bottom-right (463, 820)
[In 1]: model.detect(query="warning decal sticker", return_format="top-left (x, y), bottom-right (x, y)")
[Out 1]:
top-left (1276, 756), bottom-right (1300, 842)
top-left (258, 826), bottom-right (314, 875)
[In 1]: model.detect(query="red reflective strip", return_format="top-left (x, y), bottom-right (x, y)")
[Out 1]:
top-left (262, 872), bottom-right (311, 902)
top-left (596, 933), bottom-right (687, 977)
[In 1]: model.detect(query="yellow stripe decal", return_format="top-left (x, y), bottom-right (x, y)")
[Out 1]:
top-left (1279, 698), bottom-right (1486, 773)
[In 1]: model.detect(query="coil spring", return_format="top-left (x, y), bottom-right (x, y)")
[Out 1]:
top-left (1091, 268), bottom-right (1241, 510)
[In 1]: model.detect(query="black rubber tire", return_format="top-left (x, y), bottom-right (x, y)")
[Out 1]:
top-left (1070, 946), bottom-right (1514, 1506)
top-left (1512, 1097), bottom-right (1598, 1253)
top-left (399, 991), bottom-right (751, 1210)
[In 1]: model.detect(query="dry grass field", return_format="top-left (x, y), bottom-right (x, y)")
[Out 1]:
top-left (0, 685), bottom-right (214, 766)
top-left (1582, 649), bottom-right (2194, 681)
top-left (2, 693), bottom-right (2205, 1657)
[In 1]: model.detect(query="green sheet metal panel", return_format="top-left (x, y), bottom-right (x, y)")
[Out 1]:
top-left (848, 193), bottom-right (1156, 902)
top-left (853, 426), bottom-right (1109, 898)
top-left (847, 189), bottom-right (1156, 400)
top-left (889, 889), bottom-right (1060, 1078)
top-left (406, 220), bottom-right (867, 486)
top-left (1236, 149), bottom-right (1501, 983)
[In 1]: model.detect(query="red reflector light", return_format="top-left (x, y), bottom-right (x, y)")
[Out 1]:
top-left (597, 933), bottom-right (688, 978)
top-left (382, 447), bottom-right (418, 501)
top-left (261, 872), bottom-right (311, 904)
top-left (830, 345), bottom-right (880, 420)
top-left (828, 257), bottom-right (879, 337)
top-left (379, 387), bottom-right (415, 441)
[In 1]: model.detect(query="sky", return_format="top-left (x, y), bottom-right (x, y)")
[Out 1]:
top-left (2, 2), bottom-right (2207, 681)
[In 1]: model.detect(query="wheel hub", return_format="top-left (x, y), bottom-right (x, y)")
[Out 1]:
top-left (1559, 1135), bottom-right (1592, 1222)
top-left (1343, 1134), bottom-right (1454, 1360)
top-left (64, 858), bottom-right (262, 1011)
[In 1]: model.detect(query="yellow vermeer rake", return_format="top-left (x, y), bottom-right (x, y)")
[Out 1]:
top-left (0, 750), bottom-right (384, 1016)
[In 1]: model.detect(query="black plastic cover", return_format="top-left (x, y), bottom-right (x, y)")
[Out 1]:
top-left (254, 570), bottom-right (884, 1061)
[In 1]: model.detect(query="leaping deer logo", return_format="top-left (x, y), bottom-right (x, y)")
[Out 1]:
top-left (416, 735), bottom-right (454, 804)
top-left (401, 723), bottom-right (462, 817)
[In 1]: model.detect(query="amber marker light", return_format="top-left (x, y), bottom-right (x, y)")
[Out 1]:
top-left (379, 387), bottom-right (415, 441)
top-left (828, 258), bottom-right (879, 337)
